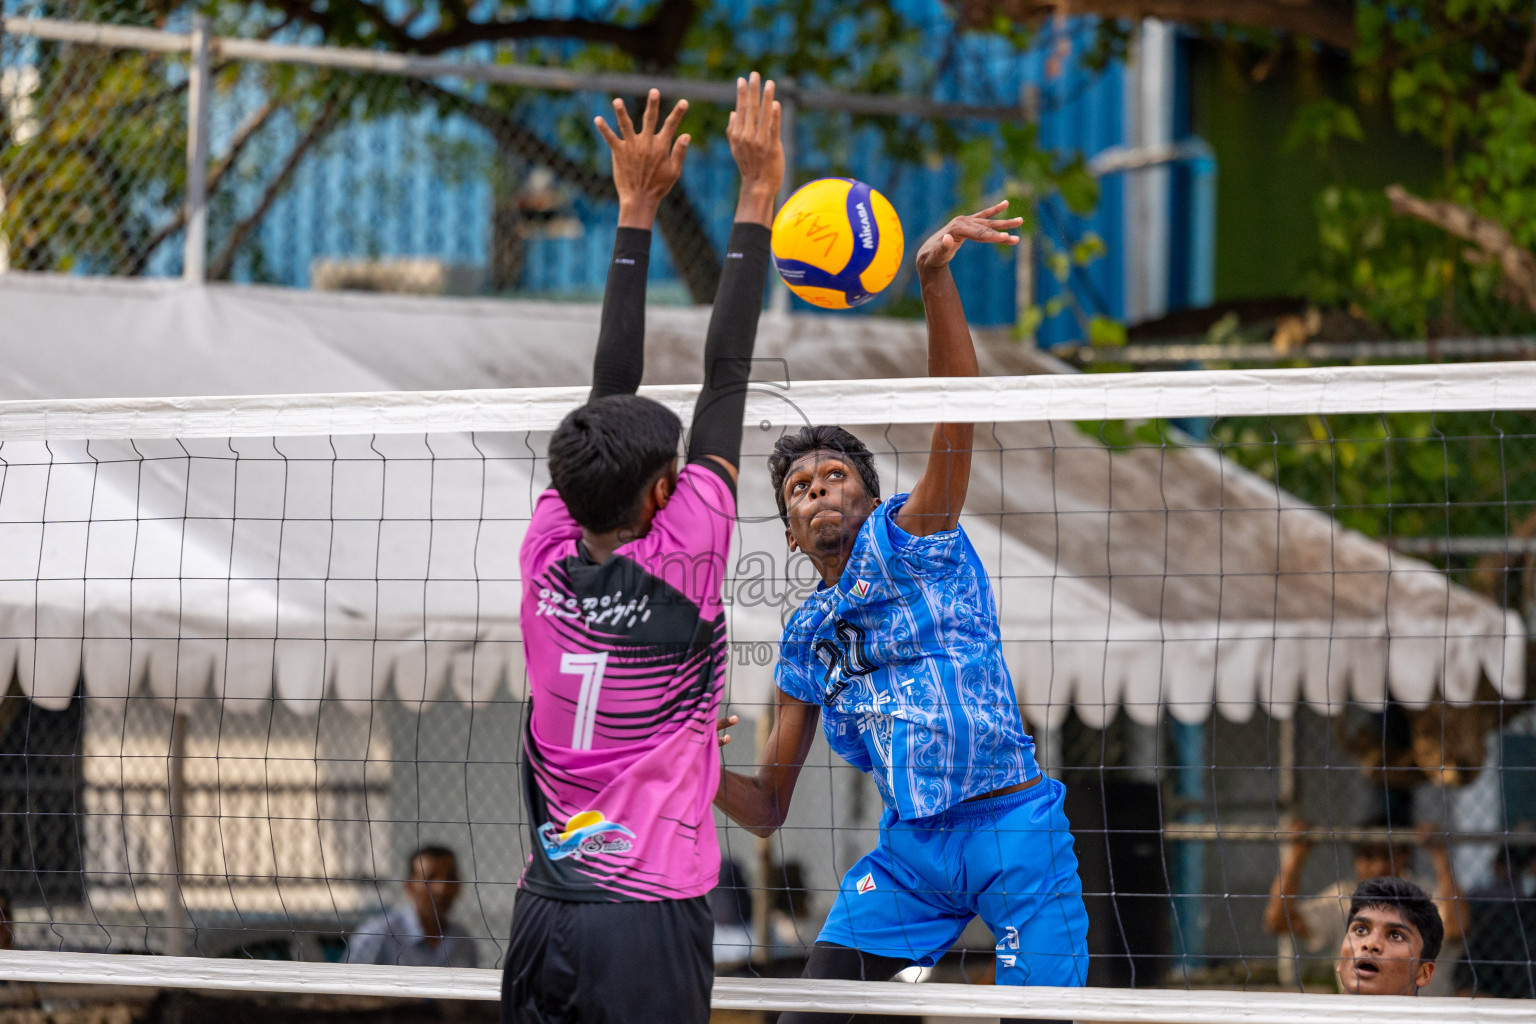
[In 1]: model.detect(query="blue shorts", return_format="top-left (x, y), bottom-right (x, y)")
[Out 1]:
top-left (818, 776), bottom-right (1089, 986)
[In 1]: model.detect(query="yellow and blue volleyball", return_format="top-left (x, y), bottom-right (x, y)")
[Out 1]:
top-left (771, 178), bottom-right (904, 309)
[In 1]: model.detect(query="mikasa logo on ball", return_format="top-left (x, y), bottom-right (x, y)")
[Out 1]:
top-left (855, 202), bottom-right (874, 249)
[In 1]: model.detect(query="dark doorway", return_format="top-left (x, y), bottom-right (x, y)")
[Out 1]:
top-left (0, 683), bottom-right (84, 906)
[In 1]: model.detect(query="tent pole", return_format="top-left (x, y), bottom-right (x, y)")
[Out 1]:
top-left (1275, 715), bottom-right (1299, 986)
top-left (161, 709), bottom-right (190, 956)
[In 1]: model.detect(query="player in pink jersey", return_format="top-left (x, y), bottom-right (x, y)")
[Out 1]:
top-left (501, 75), bottom-right (783, 1024)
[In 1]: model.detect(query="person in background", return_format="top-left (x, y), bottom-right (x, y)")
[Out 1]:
top-left (711, 859), bottom-right (756, 969)
top-left (0, 890), bottom-right (12, 951)
top-left (347, 846), bottom-right (478, 968)
top-left (1335, 876), bottom-right (1444, 996)
top-left (1265, 819), bottom-right (1463, 993)
top-left (1453, 840), bottom-right (1536, 999)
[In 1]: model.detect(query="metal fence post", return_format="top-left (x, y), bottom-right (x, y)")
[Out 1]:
top-left (768, 79), bottom-right (796, 315)
top-left (183, 15), bottom-right (211, 283)
top-left (1016, 84), bottom-right (1041, 345)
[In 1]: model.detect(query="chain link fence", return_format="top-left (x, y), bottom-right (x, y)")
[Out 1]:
top-left (0, 12), bottom-right (1039, 320)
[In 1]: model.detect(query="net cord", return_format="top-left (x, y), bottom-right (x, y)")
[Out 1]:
top-left (0, 951), bottom-right (1526, 1021)
top-left (0, 361), bottom-right (1533, 441)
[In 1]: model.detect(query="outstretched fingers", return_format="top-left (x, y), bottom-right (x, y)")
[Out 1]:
top-left (659, 96), bottom-right (689, 142)
top-left (640, 87), bottom-right (661, 135)
top-left (952, 211), bottom-right (1023, 244)
top-left (741, 71), bottom-right (761, 126)
top-left (594, 115), bottom-right (622, 150)
top-left (757, 78), bottom-right (776, 132)
top-left (670, 131), bottom-right (691, 175)
top-left (612, 96), bottom-right (637, 139)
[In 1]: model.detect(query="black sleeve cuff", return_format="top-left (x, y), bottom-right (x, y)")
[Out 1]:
top-left (689, 454), bottom-right (738, 496)
top-left (612, 226), bottom-right (652, 265)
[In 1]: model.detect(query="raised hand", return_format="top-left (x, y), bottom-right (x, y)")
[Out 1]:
top-left (728, 72), bottom-right (783, 226)
top-left (914, 201), bottom-right (1023, 274)
top-left (595, 88), bottom-right (690, 229)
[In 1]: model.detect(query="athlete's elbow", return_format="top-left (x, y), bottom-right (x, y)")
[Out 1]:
top-left (745, 801), bottom-right (788, 839)
top-left (744, 819), bottom-right (783, 840)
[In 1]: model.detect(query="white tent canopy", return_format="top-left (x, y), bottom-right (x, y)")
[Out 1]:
top-left (0, 272), bottom-right (1521, 724)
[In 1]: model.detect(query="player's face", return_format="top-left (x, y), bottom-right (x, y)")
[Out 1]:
top-left (1335, 906), bottom-right (1430, 995)
top-left (781, 451), bottom-right (876, 577)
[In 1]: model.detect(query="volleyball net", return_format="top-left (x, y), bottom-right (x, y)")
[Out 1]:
top-left (0, 363), bottom-right (1531, 1020)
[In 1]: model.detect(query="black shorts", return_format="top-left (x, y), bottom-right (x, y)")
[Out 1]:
top-left (500, 889), bottom-right (712, 1024)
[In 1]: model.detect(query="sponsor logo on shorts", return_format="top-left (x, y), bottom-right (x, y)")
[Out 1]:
top-left (852, 579), bottom-right (870, 599)
top-left (856, 872), bottom-right (877, 894)
top-left (538, 810), bottom-right (635, 861)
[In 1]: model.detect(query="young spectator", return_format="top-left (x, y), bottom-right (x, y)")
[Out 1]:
top-left (1335, 876), bottom-right (1444, 996)
top-left (1265, 819), bottom-right (1463, 992)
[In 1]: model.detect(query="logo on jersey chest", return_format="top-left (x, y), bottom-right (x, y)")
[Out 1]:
top-left (851, 579), bottom-right (870, 599)
top-left (855, 872), bottom-right (877, 894)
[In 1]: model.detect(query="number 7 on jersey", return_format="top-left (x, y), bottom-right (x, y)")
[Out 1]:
top-left (561, 652), bottom-right (609, 750)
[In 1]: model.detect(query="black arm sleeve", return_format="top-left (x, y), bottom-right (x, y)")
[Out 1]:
top-left (588, 227), bottom-right (652, 401)
top-left (686, 222), bottom-right (772, 476)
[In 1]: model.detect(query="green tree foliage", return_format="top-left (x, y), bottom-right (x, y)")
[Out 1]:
top-left (970, 1), bottom-right (1536, 554)
top-left (1, 1), bottom-right (1082, 300)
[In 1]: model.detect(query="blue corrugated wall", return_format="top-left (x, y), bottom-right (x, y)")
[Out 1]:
top-left (244, 7), bottom-right (1201, 335)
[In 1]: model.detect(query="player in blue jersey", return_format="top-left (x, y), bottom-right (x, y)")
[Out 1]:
top-left (715, 203), bottom-right (1088, 1021)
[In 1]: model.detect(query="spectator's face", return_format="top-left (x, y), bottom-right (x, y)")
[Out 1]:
top-left (1335, 905), bottom-right (1432, 995)
top-left (404, 854), bottom-right (460, 930)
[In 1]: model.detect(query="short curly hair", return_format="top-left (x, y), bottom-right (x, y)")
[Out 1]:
top-left (548, 395), bottom-right (681, 532)
top-left (1349, 875), bottom-right (1444, 962)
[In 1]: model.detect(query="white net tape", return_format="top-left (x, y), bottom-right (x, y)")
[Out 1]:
top-left (0, 950), bottom-right (1530, 1021)
top-left (0, 363), bottom-right (1530, 1019)
top-left (0, 361), bottom-right (1531, 440)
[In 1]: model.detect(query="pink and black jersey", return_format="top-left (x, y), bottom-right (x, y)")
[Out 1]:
top-left (518, 463), bottom-right (735, 902)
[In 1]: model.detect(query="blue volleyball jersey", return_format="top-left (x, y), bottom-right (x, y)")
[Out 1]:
top-left (775, 494), bottom-right (1039, 820)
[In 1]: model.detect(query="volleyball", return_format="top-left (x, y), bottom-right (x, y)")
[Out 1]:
top-left (771, 178), bottom-right (904, 309)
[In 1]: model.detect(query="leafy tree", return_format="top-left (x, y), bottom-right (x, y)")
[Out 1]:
top-left (972, 0), bottom-right (1536, 335)
top-left (1, 1), bottom-right (1093, 303)
top-left (971, 2), bottom-right (1536, 581)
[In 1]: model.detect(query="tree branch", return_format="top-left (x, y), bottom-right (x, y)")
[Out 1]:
top-left (124, 96), bottom-right (284, 275)
top-left (264, 0), bottom-right (699, 68)
top-left (962, 0), bottom-right (1358, 52)
top-left (210, 97), bottom-right (344, 280)
top-left (403, 79), bottom-right (721, 301)
top-left (1386, 184), bottom-right (1536, 314)
top-left (1520, 11), bottom-right (1536, 89)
